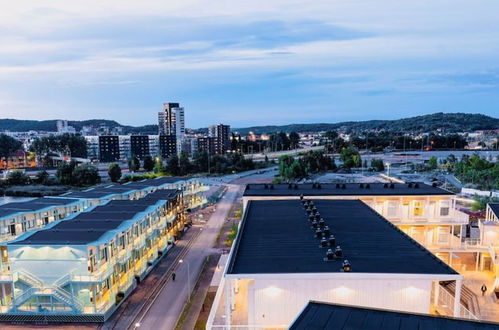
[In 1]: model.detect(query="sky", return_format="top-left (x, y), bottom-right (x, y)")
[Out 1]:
top-left (0, 1), bottom-right (498, 128)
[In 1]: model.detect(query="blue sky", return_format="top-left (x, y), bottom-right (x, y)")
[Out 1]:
top-left (0, 1), bottom-right (498, 128)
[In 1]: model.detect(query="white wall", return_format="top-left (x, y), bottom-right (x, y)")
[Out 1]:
top-left (9, 245), bottom-right (88, 285)
top-left (246, 277), bottom-right (432, 327)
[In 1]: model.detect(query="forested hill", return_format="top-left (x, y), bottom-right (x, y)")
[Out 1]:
top-left (233, 113), bottom-right (499, 134)
top-left (0, 112), bottom-right (497, 134)
top-left (0, 119), bottom-right (158, 134)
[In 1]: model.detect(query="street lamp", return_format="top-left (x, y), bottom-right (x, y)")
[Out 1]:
top-left (385, 162), bottom-right (391, 177)
top-left (134, 322), bottom-right (141, 329)
top-left (179, 259), bottom-right (191, 302)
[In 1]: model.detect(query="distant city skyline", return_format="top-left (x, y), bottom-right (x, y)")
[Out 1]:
top-left (1, 1), bottom-right (499, 128)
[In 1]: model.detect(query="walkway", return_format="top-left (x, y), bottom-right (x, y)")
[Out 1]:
top-left (131, 184), bottom-right (242, 330)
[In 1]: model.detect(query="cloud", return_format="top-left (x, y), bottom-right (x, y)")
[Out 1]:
top-left (0, 1), bottom-right (498, 127)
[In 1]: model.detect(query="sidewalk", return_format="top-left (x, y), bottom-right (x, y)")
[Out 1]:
top-left (180, 253), bottom-right (221, 330)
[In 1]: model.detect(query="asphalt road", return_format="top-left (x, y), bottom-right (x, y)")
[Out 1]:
top-left (133, 184), bottom-right (242, 330)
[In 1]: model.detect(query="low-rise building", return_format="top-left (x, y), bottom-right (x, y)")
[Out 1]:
top-left (0, 189), bottom-right (185, 321)
top-left (0, 198), bottom-right (90, 243)
top-left (290, 301), bottom-right (499, 330)
top-left (207, 199), bottom-right (463, 329)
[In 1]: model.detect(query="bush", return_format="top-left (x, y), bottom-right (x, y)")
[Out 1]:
top-left (108, 163), bottom-right (122, 182)
top-left (7, 171), bottom-right (30, 185)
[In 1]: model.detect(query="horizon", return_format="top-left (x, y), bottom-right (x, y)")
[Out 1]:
top-left (1, 111), bottom-right (497, 130)
top-left (1, 1), bottom-right (499, 127)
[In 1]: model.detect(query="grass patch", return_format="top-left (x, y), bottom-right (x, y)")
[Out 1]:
top-left (224, 222), bottom-right (239, 247)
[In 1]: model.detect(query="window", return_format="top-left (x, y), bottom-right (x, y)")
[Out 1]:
top-left (440, 201), bottom-right (450, 217)
top-left (413, 201), bottom-right (424, 217)
top-left (386, 201), bottom-right (398, 218)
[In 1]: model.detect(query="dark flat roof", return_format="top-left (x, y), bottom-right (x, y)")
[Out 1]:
top-left (51, 220), bottom-right (124, 231)
top-left (290, 301), bottom-right (499, 330)
top-left (0, 197), bottom-right (80, 218)
top-left (9, 229), bottom-right (108, 245)
top-left (243, 183), bottom-right (454, 197)
top-left (489, 204), bottom-right (499, 218)
top-left (10, 190), bottom-right (169, 246)
top-left (227, 199), bottom-right (456, 275)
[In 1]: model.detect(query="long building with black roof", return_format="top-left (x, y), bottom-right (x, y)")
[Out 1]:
top-left (290, 301), bottom-right (499, 330)
top-left (0, 178), bottom-right (208, 322)
top-left (207, 199), bottom-right (465, 330)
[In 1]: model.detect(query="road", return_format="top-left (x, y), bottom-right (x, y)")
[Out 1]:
top-left (133, 184), bottom-right (242, 330)
top-left (244, 145), bottom-right (324, 160)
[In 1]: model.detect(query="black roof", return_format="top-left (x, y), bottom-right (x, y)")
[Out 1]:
top-left (10, 229), bottom-right (108, 245)
top-left (489, 204), bottom-right (499, 218)
top-left (243, 183), bottom-right (454, 197)
top-left (0, 197), bottom-right (80, 218)
top-left (290, 301), bottom-right (499, 330)
top-left (10, 190), bottom-right (169, 246)
top-left (227, 199), bottom-right (456, 275)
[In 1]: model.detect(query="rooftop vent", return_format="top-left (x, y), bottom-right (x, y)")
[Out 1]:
top-left (336, 183), bottom-right (340, 188)
top-left (294, 184), bottom-right (298, 189)
top-left (264, 184), bottom-right (268, 189)
top-left (432, 182), bottom-right (437, 187)
top-left (328, 235), bottom-right (336, 246)
top-left (308, 215), bottom-right (315, 222)
top-left (326, 249), bottom-right (334, 260)
top-left (270, 184), bottom-right (274, 189)
top-left (334, 246), bottom-right (343, 258)
top-left (341, 184), bottom-right (346, 189)
top-left (408, 182), bottom-right (413, 188)
top-left (366, 183), bottom-right (370, 189)
top-left (390, 183), bottom-right (395, 189)
top-left (359, 183), bottom-right (364, 189)
top-left (312, 220), bottom-right (318, 228)
top-left (315, 228), bottom-right (323, 238)
top-left (342, 260), bottom-right (352, 272)
top-left (288, 184), bottom-right (293, 189)
top-left (320, 238), bottom-right (328, 247)
top-left (300, 194), bottom-right (304, 200)
top-left (323, 226), bottom-right (330, 236)
top-left (414, 183), bottom-right (420, 188)
top-left (319, 218), bottom-right (325, 227)
top-left (383, 183), bottom-right (388, 188)
top-left (315, 214), bottom-right (321, 221)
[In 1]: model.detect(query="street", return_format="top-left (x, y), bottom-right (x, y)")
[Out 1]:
top-left (132, 184), bottom-right (242, 330)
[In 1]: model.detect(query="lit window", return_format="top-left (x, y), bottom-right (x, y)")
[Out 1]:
top-left (413, 201), bottom-right (424, 217)
top-left (387, 201), bottom-right (398, 217)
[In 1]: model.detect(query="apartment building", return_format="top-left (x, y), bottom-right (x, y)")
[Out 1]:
top-left (242, 183), bottom-right (478, 270)
top-left (0, 198), bottom-right (90, 243)
top-left (0, 190), bottom-right (184, 321)
top-left (207, 199), bottom-right (463, 329)
top-left (208, 124), bottom-right (230, 154)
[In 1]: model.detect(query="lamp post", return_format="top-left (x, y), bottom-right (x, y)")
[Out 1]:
top-left (179, 259), bottom-right (191, 302)
top-left (385, 162), bottom-right (391, 177)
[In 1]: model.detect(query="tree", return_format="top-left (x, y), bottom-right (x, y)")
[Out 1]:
top-left (0, 134), bottom-right (22, 168)
top-left (29, 133), bottom-right (87, 161)
top-left (56, 161), bottom-right (77, 185)
top-left (72, 164), bottom-right (101, 186)
top-left (289, 132), bottom-right (300, 149)
top-left (108, 163), bottom-right (122, 182)
top-left (340, 146), bottom-right (361, 168)
top-left (179, 152), bottom-right (191, 175)
top-left (428, 156), bottom-right (438, 170)
top-left (7, 170), bottom-right (30, 185)
top-left (166, 155), bottom-right (180, 175)
top-left (143, 155), bottom-right (154, 172)
top-left (128, 157), bottom-right (140, 172)
top-left (34, 170), bottom-right (50, 185)
top-left (371, 159), bottom-right (385, 172)
top-left (153, 157), bottom-right (164, 174)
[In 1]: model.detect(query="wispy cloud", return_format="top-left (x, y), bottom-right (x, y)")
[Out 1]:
top-left (0, 1), bottom-right (498, 127)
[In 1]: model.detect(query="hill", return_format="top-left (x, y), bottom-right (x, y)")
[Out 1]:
top-left (232, 113), bottom-right (499, 134)
top-left (0, 113), bottom-right (497, 135)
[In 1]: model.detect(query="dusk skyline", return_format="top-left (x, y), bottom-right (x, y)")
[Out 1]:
top-left (1, 1), bottom-right (498, 128)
